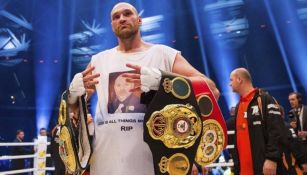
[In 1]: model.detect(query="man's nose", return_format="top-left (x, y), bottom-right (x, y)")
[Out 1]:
top-left (119, 15), bottom-right (126, 22)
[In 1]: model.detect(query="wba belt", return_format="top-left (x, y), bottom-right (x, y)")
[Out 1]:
top-left (143, 72), bottom-right (227, 175)
top-left (56, 91), bottom-right (92, 174)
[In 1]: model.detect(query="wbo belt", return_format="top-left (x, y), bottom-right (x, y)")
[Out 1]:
top-left (56, 91), bottom-right (92, 174)
top-left (143, 71), bottom-right (227, 175)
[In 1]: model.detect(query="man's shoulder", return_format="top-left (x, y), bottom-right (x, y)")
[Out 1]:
top-left (94, 48), bottom-right (116, 57)
top-left (152, 44), bottom-right (175, 50)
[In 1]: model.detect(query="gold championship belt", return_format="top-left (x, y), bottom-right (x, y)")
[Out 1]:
top-left (189, 77), bottom-right (228, 166)
top-left (142, 72), bottom-right (227, 175)
top-left (195, 119), bottom-right (225, 166)
top-left (147, 104), bottom-right (202, 149)
top-left (143, 72), bottom-right (203, 175)
top-left (56, 91), bottom-right (92, 174)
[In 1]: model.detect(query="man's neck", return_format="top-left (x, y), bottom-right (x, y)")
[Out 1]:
top-left (16, 137), bottom-right (22, 142)
top-left (295, 105), bottom-right (303, 110)
top-left (239, 84), bottom-right (254, 97)
top-left (117, 33), bottom-right (145, 52)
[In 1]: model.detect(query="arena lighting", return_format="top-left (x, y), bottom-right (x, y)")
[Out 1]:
top-left (0, 9), bottom-right (32, 63)
top-left (201, 0), bottom-right (246, 109)
top-left (141, 15), bottom-right (165, 44)
top-left (70, 20), bottom-right (107, 69)
top-left (190, 0), bottom-right (210, 76)
top-left (0, 10), bottom-right (33, 30)
top-left (34, 1), bottom-right (66, 134)
top-left (263, 0), bottom-right (305, 92)
top-left (0, 29), bottom-right (30, 57)
top-left (297, 0), bottom-right (307, 26)
top-left (204, 0), bottom-right (249, 49)
top-left (211, 51), bottom-right (239, 109)
top-left (37, 112), bottom-right (48, 134)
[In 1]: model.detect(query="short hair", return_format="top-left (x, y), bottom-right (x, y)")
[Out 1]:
top-left (40, 128), bottom-right (46, 131)
top-left (16, 129), bottom-right (24, 135)
top-left (235, 68), bottom-right (252, 82)
top-left (289, 92), bottom-right (303, 104)
top-left (111, 2), bottom-right (139, 17)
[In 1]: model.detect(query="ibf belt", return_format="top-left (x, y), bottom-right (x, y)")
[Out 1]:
top-left (143, 71), bottom-right (202, 175)
top-left (56, 91), bottom-right (92, 174)
top-left (190, 77), bottom-right (228, 166)
top-left (146, 104), bottom-right (202, 149)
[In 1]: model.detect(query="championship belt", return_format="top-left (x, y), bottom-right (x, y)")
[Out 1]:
top-left (56, 91), bottom-right (92, 174)
top-left (189, 77), bottom-right (228, 166)
top-left (143, 72), bottom-right (203, 175)
top-left (143, 72), bottom-right (228, 175)
top-left (147, 103), bottom-right (202, 149)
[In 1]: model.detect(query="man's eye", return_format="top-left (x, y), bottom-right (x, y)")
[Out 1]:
top-left (113, 15), bottom-right (120, 20)
top-left (124, 11), bottom-right (132, 16)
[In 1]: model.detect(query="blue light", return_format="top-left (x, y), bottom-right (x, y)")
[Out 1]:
top-left (263, 0), bottom-right (298, 92)
top-left (190, 0), bottom-right (210, 76)
top-left (200, 0), bottom-right (246, 109)
top-left (34, 1), bottom-right (67, 134)
top-left (36, 113), bottom-right (48, 135)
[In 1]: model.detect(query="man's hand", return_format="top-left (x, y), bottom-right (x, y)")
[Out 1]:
top-left (298, 131), bottom-right (307, 138)
top-left (68, 73), bottom-right (86, 104)
top-left (82, 65), bottom-right (100, 99)
top-left (263, 159), bottom-right (277, 175)
top-left (68, 65), bottom-right (100, 104)
top-left (122, 64), bottom-right (141, 92)
top-left (123, 64), bottom-right (161, 92)
top-left (202, 77), bottom-right (220, 100)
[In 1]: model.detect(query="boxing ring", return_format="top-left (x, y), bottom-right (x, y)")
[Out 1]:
top-left (0, 136), bottom-right (54, 175)
top-left (0, 131), bottom-right (235, 174)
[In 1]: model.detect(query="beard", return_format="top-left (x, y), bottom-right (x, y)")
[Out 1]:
top-left (114, 25), bottom-right (139, 39)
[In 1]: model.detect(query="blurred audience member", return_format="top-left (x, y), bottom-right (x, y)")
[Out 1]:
top-left (39, 128), bottom-right (52, 173)
top-left (288, 92), bottom-right (307, 174)
top-left (11, 129), bottom-right (31, 174)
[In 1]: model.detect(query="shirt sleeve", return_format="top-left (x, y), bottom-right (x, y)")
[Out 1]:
top-left (263, 94), bottom-right (284, 162)
top-left (158, 45), bottom-right (180, 72)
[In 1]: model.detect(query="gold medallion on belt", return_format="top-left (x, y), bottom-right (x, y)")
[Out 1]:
top-left (163, 77), bottom-right (191, 99)
top-left (195, 119), bottom-right (225, 166)
top-left (146, 104), bottom-right (202, 148)
top-left (57, 99), bottom-right (77, 173)
top-left (159, 153), bottom-right (190, 175)
top-left (58, 126), bottom-right (77, 173)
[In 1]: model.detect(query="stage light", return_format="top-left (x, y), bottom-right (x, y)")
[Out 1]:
top-left (263, 0), bottom-right (307, 92)
top-left (199, 0), bottom-right (246, 109)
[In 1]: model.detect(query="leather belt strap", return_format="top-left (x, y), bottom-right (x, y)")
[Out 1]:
top-left (56, 91), bottom-right (92, 174)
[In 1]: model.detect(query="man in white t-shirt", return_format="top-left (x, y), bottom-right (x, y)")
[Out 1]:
top-left (68, 2), bottom-right (220, 175)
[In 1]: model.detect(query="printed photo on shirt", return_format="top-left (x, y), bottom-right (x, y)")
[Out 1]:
top-left (107, 71), bottom-right (146, 114)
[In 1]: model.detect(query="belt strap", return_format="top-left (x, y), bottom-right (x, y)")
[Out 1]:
top-left (56, 91), bottom-right (92, 174)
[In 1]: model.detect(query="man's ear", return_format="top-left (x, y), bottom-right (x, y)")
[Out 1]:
top-left (138, 16), bottom-right (142, 25)
top-left (237, 77), bottom-right (242, 84)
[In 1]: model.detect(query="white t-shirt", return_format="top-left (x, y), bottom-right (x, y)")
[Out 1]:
top-left (90, 44), bottom-right (178, 175)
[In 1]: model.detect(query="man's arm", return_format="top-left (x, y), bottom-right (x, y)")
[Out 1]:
top-left (124, 53), bottom-right (220, 99)
top-left (68, 65), bottom-right (100, 116)
top-left (68, 65), bottom-right (100, 104)
top-left (172, 53), bottom-right (220, 99)
top-left (263, 95), bottom-right (285, 175)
